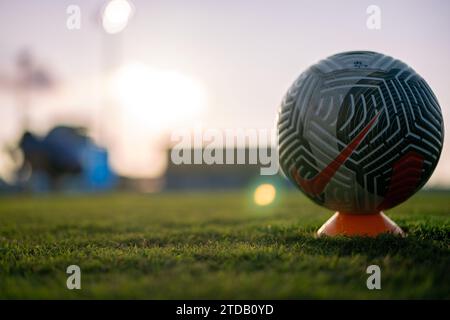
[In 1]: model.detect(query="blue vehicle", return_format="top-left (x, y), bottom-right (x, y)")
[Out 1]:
top-left (18, 126), bottom-right (116, 192)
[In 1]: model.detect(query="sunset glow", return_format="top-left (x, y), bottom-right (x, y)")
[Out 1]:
top-left (111, 63), bottom-right (206, 130)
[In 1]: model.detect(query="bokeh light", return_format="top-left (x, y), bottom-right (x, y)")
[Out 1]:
top-left (254, 183), bottom-right (276, 206)
top-left (102, 0), bottom-right (134, 34)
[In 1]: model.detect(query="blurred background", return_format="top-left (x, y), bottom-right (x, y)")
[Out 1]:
top-left (0, 0), bottom-right (449, 197)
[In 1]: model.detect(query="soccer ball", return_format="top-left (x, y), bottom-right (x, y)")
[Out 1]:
top-left (277, 51), bottom-right (444, 214)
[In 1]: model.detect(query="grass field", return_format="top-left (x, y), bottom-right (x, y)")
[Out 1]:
top-left (0, 190), bottom-right (449, 299)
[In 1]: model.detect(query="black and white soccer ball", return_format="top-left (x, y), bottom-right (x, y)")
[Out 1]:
top-left (277, 51), bottom-right (444, 214)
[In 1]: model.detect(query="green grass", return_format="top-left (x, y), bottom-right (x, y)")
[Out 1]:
top-left (0, 190), bottom-right (449, 299)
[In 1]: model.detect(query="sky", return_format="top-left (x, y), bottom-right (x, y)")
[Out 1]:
top-left (0, 0), bottom-right (449, 185)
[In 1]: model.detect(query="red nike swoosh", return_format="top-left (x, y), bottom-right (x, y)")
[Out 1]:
top-left (291, 111), bottom-right (381, 197)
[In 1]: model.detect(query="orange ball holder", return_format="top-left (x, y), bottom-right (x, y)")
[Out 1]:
top-left (317, 212), bottom-right (404, 237)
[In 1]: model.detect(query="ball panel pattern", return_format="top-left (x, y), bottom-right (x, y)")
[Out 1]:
top-left (278, 51), bottom-right (444, 213)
